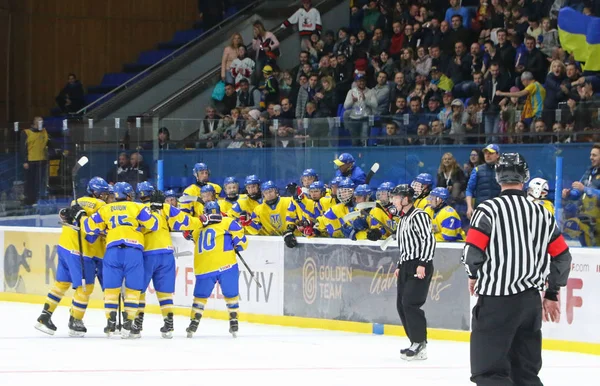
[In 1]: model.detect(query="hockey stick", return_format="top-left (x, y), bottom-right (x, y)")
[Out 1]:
top-left (235, 249), bottom-right (262, 288)
top-left (179, 194), bottom-right (203, 204)
top-left (365, 163), bottom-right (380, 184)
top-left (380, 235), bottom-right (397, 251)
top-left (72, 156), bottom-right (89, 291)
top-left (351, 201), bottom-right (395, 234)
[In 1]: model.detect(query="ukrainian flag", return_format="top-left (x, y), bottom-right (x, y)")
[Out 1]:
top-left (557, 7), bottom-right (590, 62)
top-left (586, 18), bottom-right (600, 72)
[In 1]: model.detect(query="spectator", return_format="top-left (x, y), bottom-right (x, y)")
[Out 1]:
top-left (496, 71), bottom-right (546, 127)
top-left (422, 18), bottom-right (444, 48)
top-left (415, 46), bottom-right (433, 76)
top-left (542, 60), bottom-right (566, 126)
top-left (158, 127), bottom-right (175, 150)
top-left (449, 98), bottom-right (469, 144)
top-left (259, 65), bottom-right (280, 107)
top-left (315, 76), bottom-right (338, 117)
top-left (107, 152), bottom-right (130, 185)
top-left (463, 148), bottom-right (484, 178)
top-left (21, 117), bottom-right (49, 205)
top-left (333, 28), bottom-right (350, 57)
top-left (296, 74), bottom-right (319, 119)
top-left (531, 118), bottom-right (552, 143)
top-left (445, 0), bottom-right (471, 29)
top-left (282, 0), bottom-right (322, 42)
top-left (252, 21), bottom-right (280, 77)
top-left (199, 106), bottom-right (220, 148)
top-left (389, 21), bottom-right (405, 59)
top-left (381, 121), bottom-right (406, 146)
top-left (291, 51), bottom-right (311, 83)
top-left (362, 1), bottom-right (383, 33)
top-left (481, 62), bottom-right (511, 142)
top-left (237, 79), bottom-right (262, 110)
top-left (230, 45), bottom-right (254, 89)
top-left (436, 152), bottom-right (466, 201)
top-left (448, 15), bottom-right (472, 51)
top-left (466, 143), bottom-right (501, 218)
top-left (368, 27), bottom-right (389, 57)
top-left (128, 152), bottom-right (151, 189)
top-left (447, 41), bottom-right (472, 86)
top-left (55, 73), bottom-right (85, 114)
top-left (538, 17), bottom-right (560, 58)
top-left (430, 119), bottom-right (452, 144)
top-left (221, 33), bottom-right (243, 84)
top-left (496, 29), bottom-right (516, 77)
top-left (372, 71), bottom-right (390, 115)
top-left (215, 83), bottom-right (238, 116)
top-left (343, 73), bottom-right (378, 146)
top-left (517, 35), bottom-right (548, 83)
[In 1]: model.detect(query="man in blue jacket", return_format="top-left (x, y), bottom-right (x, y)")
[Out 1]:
top-left (466, 144), bottom-right (501, 219)
top-left (334, 153), bottom-right (366, 185)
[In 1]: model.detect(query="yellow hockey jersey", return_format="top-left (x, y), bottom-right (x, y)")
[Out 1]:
top-left (431, 205), bottom-right (465, 242)
top-left (180, 182), bottom-right (222, 216)
top-left (295, 195), bottom-right (322, 223)
top-left (58, 196), bottom-right (106, 259)
top-left (218, 197), bottom-right (239, 215)
top-left (142, 203), bottom-right (203, 255)
top-left (248, 197), bottom-right (298, 235)
top-left (368, 206), bottom-right (395, 239)
top-left (84, 201), bottom-right (158, 250)
top-left (321, 202), bottom-right (368, 239)
top-left (228, 195), bottom-right (260, 219)
top-left (534, 199), bottom-right (555, 216)
top-left (192, 217), bottom-right (247, 278)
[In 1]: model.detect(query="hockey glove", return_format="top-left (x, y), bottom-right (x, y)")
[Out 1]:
top-left (239, 213), bottom-right (252, 227)
top-left (69, 204), bottom-right (86, 225)
top-left (366, 228), bottom-right (382, 241)
top-left (341, 224), bottom-right (357, 240)
top-left (200, 213), bottom-right (222, 227)
top-left (285, 182), bottom-right (298, 197)
top-left (283, 226), bottom-right (298, 248)
top-left (183, 230), bottom-right (194, 241)
top-left (150, 190), bottom-right (166, 211)
top-left (352, 217), bottom-right (368, 231)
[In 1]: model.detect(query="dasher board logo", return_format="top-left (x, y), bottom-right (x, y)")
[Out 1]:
top-left (302, 256), bottom-right (352, 305)
top-left (3, 243), bottom-right (32, 292)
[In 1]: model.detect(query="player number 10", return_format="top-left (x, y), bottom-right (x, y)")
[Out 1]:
top-left (197, 229), bottom-right (216, 253)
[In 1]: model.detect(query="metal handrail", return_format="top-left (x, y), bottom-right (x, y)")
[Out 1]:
top-left (145, 0), bottom-right (334, 117)
top-left (75, 0), bottom-right (264, 116)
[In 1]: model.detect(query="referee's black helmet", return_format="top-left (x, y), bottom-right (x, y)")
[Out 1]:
top-left (391, 184), bottom-right (416, 200)
top-left (495, 153), bottom-right (530, 184)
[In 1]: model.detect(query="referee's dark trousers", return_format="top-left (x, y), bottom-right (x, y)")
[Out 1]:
top-left (471, 288), bottom-right (543, 386)
top-left (396, 260), bottom-right (433, 343)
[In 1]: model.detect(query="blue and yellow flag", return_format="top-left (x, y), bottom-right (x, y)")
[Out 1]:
top-left (558, 7), bottom-right (600, 72)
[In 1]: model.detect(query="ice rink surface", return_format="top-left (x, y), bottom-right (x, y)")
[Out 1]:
top-left (0, 302), bottom-right (598, 386)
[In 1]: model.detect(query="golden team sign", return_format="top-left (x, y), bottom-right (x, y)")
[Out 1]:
top-left (302, 256), bottom-right (353, 304)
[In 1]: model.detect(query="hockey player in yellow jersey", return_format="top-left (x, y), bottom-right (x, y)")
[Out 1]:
top-left (180, 163), bottom-right (222, 216)
top-left (245, 181), bottom-right (299, 248)
top-left (320, 178), bottom-right (368, 240)
top-left (186, 201), bottom-right (248, 338)
top-left (427, 187), bottom-right (465, 242)
top-left (527, 177), bottom-right (555, 216)
top-left (134, 182), bottom-right (205, 338)
top-left (295, 181), bottom-right (327, 238)
top-left (411, 173), bottom-right (434, 214)
top-left (164, 189), bottom-right (179, 207)
top-left (230, 175), bottom-right (262, 219)
top-left (360, 182), bottom-right (397, 241)
top-left (82, 182), bottom-right (159, 339)
top-left (219, 177), bottom-right (240, 214)
top-left (320, 176), bottom-right (342, 213)
top-left (35, 177), bottom-right (109, 337)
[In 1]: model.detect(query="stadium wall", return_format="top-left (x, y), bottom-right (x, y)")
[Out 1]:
top-left (0, 226), bottom-right (597, 355)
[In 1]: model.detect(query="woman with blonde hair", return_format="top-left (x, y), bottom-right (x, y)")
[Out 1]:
top-left (221, 33), bottom-right (243, 84)
top-left (251, 21), bottom-right (280, 76)
top-left (436, 152), bottom-right (466, 201)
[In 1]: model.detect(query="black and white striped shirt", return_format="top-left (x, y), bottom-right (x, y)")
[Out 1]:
top-left (396, 206), bottom-right (436, 266)
top-left (462, 189), bottom-right (571, 297)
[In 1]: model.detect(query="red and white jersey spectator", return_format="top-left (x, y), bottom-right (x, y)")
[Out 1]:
top-left (281, 0), bottom-right (322, 37)
top-left (230, 46), bottom-right (255, 90)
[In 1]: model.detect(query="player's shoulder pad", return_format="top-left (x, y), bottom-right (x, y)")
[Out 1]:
top-left (443, 206), bottom-right (455, 213)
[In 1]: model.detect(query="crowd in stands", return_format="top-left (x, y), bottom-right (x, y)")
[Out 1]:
top-left (200, 0), bottom-right (600, 149)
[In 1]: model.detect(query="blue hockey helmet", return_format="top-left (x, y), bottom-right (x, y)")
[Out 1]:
top-left (414, 173), bottom-right (433, 186)
top-left (113, 182), bottom-right (134, 201)
top-left (87, 177), bottom-right (109, 196)
top-left (204, 200), bottom-right (221, 215)
top-left (376, 181), bottom-right (395, 204)
top-left (330, 176), bottom-right (344, 186)
top-left (338, 177), bottom-right (355, 190)
top-left (136, 181), bottom-right (155, 198)
top-left (354, 184), bottom-right (372, 197)
top-left (200, 184), bottom-right (216, 194)
top-left (164, 189), bottom-right (178, 198)
top-left (302, 168), bottom-right (318, 178)
top-left (193, 162), bottom-right (209, 175)
top-left (411, 173), bottom-right (433, 196)
top-left (261, 180), bottom-right (278, 192)
top-left (108, 184), bottom-right (115, 194)
top-left (430, 187), bottom-right (450, 201)
top-left (309, 181), bottom-right (326, 192)
top-left (224, 176), bottom-right (239, 187)
top-left (244, 174), bottom-right (261, 187)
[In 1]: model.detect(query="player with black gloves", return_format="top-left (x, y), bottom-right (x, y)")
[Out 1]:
top-left (230, 175), bottom-right (262, 221)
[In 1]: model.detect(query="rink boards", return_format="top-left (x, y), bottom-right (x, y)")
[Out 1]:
top-left (0, 226), bottom-right (598, 355)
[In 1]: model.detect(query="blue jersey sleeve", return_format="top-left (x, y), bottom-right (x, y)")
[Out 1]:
top-left (465, 168), bottom-right (478, 197)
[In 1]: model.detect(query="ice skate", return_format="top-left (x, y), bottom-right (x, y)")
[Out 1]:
top-left (121, 317), bottom-right (141, 339)
top-left (400, 343), bottom-right (412, 359)
top-left (229, 311), bottom-right (238, 338)
top-left (134, 312), bottom-right (144, 332)
top-left (160, 313), bottom-right (174, 339)
top-left (35, 308), bottom-right (57, 336)
top-left (403, 342), bottom-right (427, 361)
top-left (104, 311), bottom-right (117, 337)
top-left (186, 313), bottom-right (202, 338)
top-left (68, 315), bottom-right (87, 337)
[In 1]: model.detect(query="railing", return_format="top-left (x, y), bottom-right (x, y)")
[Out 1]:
top-left (74, 0), bottom-right (264, 116)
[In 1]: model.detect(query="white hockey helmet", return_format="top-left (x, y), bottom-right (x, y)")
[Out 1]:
top-left (527, 177), bottom-right (549, 199)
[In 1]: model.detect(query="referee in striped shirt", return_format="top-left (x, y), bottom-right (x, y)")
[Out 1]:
top-left (391, 184), bottom-right (436, 361)
top-left (462, 153), bottom-right (571, 385)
